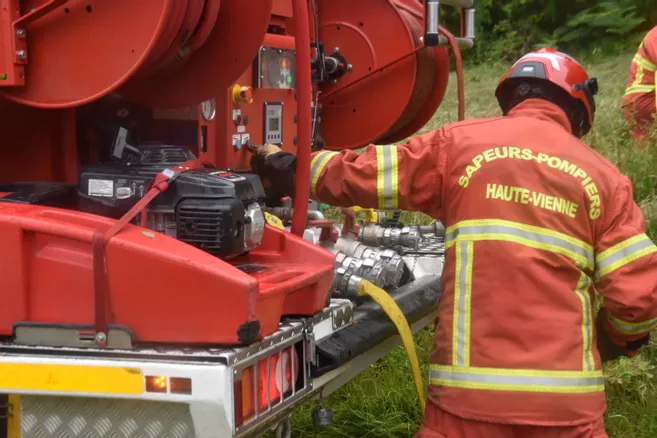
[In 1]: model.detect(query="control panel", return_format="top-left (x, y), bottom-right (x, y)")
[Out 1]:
top-left (264, 102), bottom-right (283, 145)
top-left (198, 33), bottom-right (298, 170)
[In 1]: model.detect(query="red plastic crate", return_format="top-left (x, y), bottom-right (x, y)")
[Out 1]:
top-left (0, 203), bottom-right (334, 345)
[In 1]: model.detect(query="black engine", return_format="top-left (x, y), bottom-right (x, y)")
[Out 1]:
top-left (77, 141), bottom-right (267, 260)
top-left (0, 130), bottom-right (267, 260)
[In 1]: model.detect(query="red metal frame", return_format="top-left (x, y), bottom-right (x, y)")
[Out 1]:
top-left (290, 0), bottom-right (312, 237)
top-left (0, 0), bottom-right (460, 347)
top-left (0, 0), bottom-right (69, 88)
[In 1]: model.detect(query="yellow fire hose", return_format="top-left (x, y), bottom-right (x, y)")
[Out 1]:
top-left (266, 211), bottom-right (425, 412)
top-left (357, 279), bottom-right (426, 414)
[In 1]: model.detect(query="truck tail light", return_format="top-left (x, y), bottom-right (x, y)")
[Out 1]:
top-left (234, 346), bottom-right (300, 427)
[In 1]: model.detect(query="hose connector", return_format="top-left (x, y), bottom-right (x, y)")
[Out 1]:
top-left (334, 240), bottom-right (405, 286)
top-left (334, 251), bottom-right (387, 287)
top-left (359, 224), bottom-right (422, 249)
top-left (424, 0), bottom-right (441, 47)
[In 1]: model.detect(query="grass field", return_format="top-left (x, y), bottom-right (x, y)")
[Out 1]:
top-left (285, 49), bottom-right (657, 437)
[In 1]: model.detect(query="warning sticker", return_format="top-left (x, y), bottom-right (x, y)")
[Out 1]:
top-left (88, 179), bottom-right (114, 197)
top-left (210, 171), bottom-right (245, 181)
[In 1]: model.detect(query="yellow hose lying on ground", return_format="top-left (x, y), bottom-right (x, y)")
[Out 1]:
top-left (357, 280), bottom-right (426, 414)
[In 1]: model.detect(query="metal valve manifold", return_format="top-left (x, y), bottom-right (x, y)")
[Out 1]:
top-left (333, 240), bottom-right (405, 287)
top-left (334, 251), bottom-right (387, 287)
top-left (358, 224), bottom-right (423, 249)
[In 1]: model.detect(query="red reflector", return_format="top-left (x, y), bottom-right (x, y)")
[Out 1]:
top-left (235, 348), bottom-right (301, 427)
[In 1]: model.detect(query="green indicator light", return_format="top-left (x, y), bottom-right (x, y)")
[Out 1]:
top-left (286, 75), bottom-right (293, 85)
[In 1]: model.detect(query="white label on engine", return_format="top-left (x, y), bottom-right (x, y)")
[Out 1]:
top-left (88, 179), bottom-right (114, 197)
top-left (232, 109), bottom-right (241, 120)
top-left (237, 125), bottom-right (246, 133)
top-left (242, 133), bottom-right (250, 144)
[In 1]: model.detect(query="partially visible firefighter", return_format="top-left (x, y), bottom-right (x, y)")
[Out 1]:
top-left (248, 48), bottom-right (657, 438)
top-left (622, 25), bottom-right (657, 141)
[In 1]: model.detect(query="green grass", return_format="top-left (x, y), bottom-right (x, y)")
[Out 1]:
top-left (286, 49), bottom-right (657, 437)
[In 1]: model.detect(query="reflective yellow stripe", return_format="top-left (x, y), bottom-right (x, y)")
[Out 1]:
top-left (634, 53), bottom-right (657, 72)
top-left (0, 363), bottom-right (143, 395)
top-left (310, 151), bottom-right (338, 197)
top-left (608, 313), bottom-right (657, 335)
top-left (430, 365), bottom-right (605, 394)
top-left (7, 395), bottom-right (20, 438)
top-left (446, 219), bottom-right (595, 374)
top-left (574, 272), bottom-right (594, 371)
top-left (445, 219), bottom-right (594, 270)
top-left (595, 233), bottom-right (657, 278)
top-left (452, 241), bottom-right (473, 366)
top-left (624, 84), bottom-right (656, 96)
top-left (375, 145), bottom-right (399, 210)
top-left (624, 51), bottom-right (657, 96)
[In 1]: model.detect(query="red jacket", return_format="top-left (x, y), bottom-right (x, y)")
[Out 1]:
top-left (623, 26), bottom-right (657, 110)
top-left (309, 99), bottom-right (657, 425)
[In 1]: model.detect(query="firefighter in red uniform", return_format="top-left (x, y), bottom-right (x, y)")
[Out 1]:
top-left (249, 48), bottom-right (657, 438)
top-left (622, 25), bottom-right (657, 140)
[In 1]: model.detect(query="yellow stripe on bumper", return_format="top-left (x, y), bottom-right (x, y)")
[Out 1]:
top-left (7, 395), bottom-right (20, 438)
top-left (0, 363), bottom-right (143, 395)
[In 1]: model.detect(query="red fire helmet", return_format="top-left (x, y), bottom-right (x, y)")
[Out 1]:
top-left (496, 48), bottom-right (598, 137)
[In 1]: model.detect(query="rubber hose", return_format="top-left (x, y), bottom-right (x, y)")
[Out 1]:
top-left (438, 25), bottom-right (465, 121)
top-left (357, 279), bottom-right (426, 414)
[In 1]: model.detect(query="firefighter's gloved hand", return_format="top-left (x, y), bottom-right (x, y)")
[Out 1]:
top-left (246, 142), bottom-right (283, 159)
top-left (247, 142), bottom-right (297, 201)
top-left (595, 308), bottom-right (649, 362)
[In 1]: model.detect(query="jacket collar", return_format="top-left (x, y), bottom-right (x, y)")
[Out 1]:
top-left (507, 98), bottom-right (572, 134)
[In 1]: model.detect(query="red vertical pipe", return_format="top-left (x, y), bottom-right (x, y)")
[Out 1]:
top-left (290, 0), bottom-right (312, 237)
top-left (61, 108), bottom-right (79, 184)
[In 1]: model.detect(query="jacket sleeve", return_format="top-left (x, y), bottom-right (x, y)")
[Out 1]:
top-left (645, 28), bottom-right (657, 99)
top-left (642, 26), bottom-right (657, 66)
top-left (308, 129), bottom-right (451, 218)
top-left (594, 176), bottom-right (657, 351)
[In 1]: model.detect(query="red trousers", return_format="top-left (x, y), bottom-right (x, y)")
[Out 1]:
top-left (623, 93), bottom-right (656, 141)
top-left (414, 403), bottom-right (608, 438)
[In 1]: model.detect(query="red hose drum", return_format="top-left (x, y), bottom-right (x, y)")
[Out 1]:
top-left (316, 0), bottom-right (451, 150)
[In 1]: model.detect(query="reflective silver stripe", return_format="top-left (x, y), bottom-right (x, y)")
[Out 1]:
top-left (595, 234), bottom-right (657, 278)
top-left (453, 241), bottom-right (472, 367)
top-left (575, 273), bottom-right (594, 371)
top-left (310, 151), bottom-right (338, 196)
top-left (608, 315), bottom-right (657, 335)
top-left (375, 145), bottom-right (399, 210)
top-left (430, 368), bottom-right (605, 391)
top-left (446, 224), bottom-right (594, 268)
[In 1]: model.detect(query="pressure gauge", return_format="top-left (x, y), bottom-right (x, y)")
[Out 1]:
top-left (201, 98), bottom-right (216, 121)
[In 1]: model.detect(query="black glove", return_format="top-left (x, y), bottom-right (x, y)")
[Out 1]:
top-left (250, 151), bottom-right (298, 202)
top-left (595, 310), bottom-right (649, 363)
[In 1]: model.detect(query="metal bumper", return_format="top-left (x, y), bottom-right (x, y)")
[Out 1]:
top-left (0, 301), bottom-right (355, 438)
